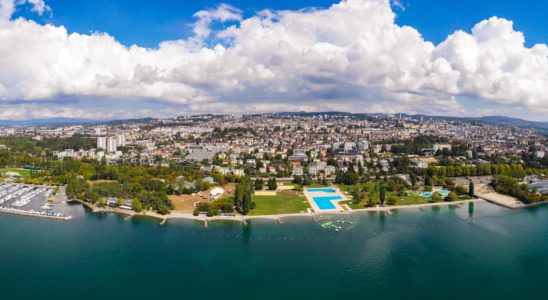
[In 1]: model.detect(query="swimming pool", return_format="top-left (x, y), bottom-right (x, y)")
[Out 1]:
top-left (438, 189), bottom-right (450, 196)
top-left (312, 196), bottom-right (342, 210)
top-left (421, 189), bottom-right (450, 197)
top-left (307, 188), bottom-right (336, 193)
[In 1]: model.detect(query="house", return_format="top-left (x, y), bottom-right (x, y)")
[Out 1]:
top-left (324, 165), bottom-right (336, 175)
top-left (209, 187), bottom-right (225, 200)
top-left (410, 159), bottom-right (428, 169)
top-left (203, 176), bottom-right (215, 184)
top-left (232, 169), bottom-right (245, 177)
top-left (433, 143), bottom-right (452, 152)
top-left (105, 197), bottom-right (119, 207)
top-left (292, 166), bottom-right (304, 176)
top-left (308, 165), bottom-right (319, 176)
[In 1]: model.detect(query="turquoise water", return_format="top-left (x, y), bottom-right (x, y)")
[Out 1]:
top-left (1, 202), bottom-right (548, 299)
top-left (312, 195), bottom-right (342, 210)
top-left (421, 188), bottom-right (449, 197)
top-left (307, 187), bottom-right (336, 193)
top-left (438, 188), bottom-right (450, 196)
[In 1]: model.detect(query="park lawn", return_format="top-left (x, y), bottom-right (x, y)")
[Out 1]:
top-left (458, 194), bottom-right (473, 200)
top-left (342, 187), bottom-right (437, 209)
top-left (337, 184), bottom-right (356, 193)
top-left (339, 184), bottom-right (473, 210)
top-left (0, 168), bottom-right (31, 177)
top-left (338, 181), bottom-right (378, 194)
top-left (250, 190), bottom-right (308, 215)
top-left (395, 194), bottom-right (431, 206)
top-left (340, 200), bottom-right (368, 210)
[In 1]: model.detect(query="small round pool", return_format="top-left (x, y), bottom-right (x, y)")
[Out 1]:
top-left (420, 189), bottom-right (450, 197)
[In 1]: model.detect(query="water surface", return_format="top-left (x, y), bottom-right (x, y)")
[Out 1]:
top-left (1, 201), bottom-right (547, 299)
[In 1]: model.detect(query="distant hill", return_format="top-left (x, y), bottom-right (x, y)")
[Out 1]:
top-left (395, 114), bottom-right (548, 131)
top-left (1, 113), bottom-right (546, 131)
top-left (473, 116), bottom-right (548, 130)
top-left (0, 118), bottom-right (103, 127)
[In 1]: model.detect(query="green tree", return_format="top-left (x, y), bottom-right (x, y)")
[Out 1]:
top-left (157, 204), bottom-right (170, 215)
top-left (430, 192), bottom-right (442, 202)
top-left (387, 195), bottom-right (398, 205)
top-left (379, 183), bottom-right (386, 205)
top-left (469, 181), bottom-right (475, 197)
top-left (131, 198), bottom-right (143, 212)
top-left (410, 173), bottom-right (417, 189)
top-left (425, 175), bottom-right (432, 187)
top-left (254, 178), bottom-right (264, 190)
top-left (455, 185), bottom-right (467, 195)
top-left (351, 186), bottom-right (363, 204)
top-left (234, 177), bottom-right (254, 215)
top-left (267, 177), bottom-right (277, 190)
top-left (446, 192), bottom-right (458, 202)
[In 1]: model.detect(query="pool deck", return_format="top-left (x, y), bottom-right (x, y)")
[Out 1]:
top-left (303, 187), bottom-right (349, 213)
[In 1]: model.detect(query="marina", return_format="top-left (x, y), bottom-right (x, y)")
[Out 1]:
top-left (0, 183), bottom-right (71, 220)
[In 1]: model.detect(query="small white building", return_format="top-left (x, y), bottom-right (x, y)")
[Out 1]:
top-left (210, 187), bottom-right (225, 200)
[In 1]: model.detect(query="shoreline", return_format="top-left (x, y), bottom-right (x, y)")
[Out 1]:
top-left (68, 198), bottom-right (484, 224)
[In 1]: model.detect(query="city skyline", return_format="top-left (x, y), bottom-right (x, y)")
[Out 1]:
top-left (0, 0), bottom-right (546, 121)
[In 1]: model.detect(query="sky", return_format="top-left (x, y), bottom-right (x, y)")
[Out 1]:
top-left (0, 0), bottom-right (546, 121)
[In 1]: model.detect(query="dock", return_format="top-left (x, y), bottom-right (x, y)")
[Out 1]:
top-left (0, 207), bottom-right (72, 221)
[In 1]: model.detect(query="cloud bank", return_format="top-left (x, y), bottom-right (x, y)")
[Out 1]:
top-left (0, 0), bottom-right (546, 120)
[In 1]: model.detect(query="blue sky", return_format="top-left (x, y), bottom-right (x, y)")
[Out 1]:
top-left (1, 0), bottom-right (547, 121)
top-left (17, 0), bottom-right (547, 48)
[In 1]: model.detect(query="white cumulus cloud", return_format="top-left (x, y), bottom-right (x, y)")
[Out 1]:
top-left (0, 0), bottom-right (546, 120)
top-left (0, 0), bottom-right (49, 20)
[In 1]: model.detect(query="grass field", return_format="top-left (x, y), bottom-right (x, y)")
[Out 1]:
top-left (342, 186), bottom-right (473, 210)
top-left (0, 168), bottom-right (31, 177)
top-left (250, 190), bottom-right (308, 215)
top-left (338, 181), bottom-right (464, 209)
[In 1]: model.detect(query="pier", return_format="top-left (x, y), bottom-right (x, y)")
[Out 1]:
top-left (0, 207), bottom-right (72, 221)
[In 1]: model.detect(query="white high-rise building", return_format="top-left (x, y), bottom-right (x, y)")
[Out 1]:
top-left (106, 137), bottom-right (117, 153)
top-left (358, 141), bottom-right (369, 151)
top-left (97, 136), bottom-right (107, 150)
top-left (116, 134), bottom-right (126, 147)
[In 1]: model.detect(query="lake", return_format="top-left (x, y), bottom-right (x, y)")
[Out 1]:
top-left (1, 201), bottom-right (547, 299)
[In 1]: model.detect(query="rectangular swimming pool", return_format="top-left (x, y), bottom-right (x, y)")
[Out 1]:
top-left (312, 195), bottom-right (342, 210)
top-left (307, 188), bottom-right (336, 193)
